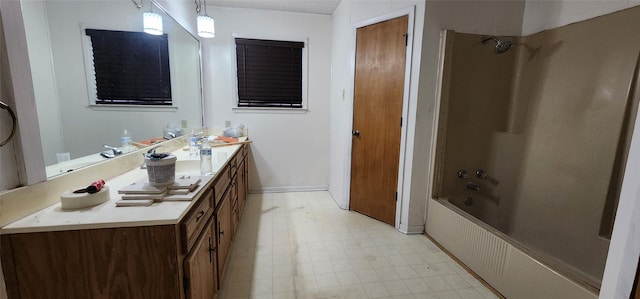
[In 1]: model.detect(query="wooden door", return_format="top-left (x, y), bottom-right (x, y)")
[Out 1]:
top-left (184, 222), bottom-right (217, 299)
top-left (350, 15), bottom-right (408, 225)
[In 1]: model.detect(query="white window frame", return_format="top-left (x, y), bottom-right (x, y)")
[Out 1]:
top-left (79, 24), bottom-right (178, 112)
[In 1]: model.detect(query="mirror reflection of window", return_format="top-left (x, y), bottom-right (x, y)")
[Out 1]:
top-left (85, 29), bottom-right (172, 105)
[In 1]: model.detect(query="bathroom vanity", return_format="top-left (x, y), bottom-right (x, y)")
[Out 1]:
top-left (0, 143), bottom-right (249, 298)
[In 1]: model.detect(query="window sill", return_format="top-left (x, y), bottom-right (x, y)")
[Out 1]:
top-left (232, 107), bottom-right (308, 114)
top-left (89, 105), bottom-right (178, 112)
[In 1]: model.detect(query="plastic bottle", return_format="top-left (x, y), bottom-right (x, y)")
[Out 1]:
top-left (189, 130), bottom-right (199, 156)
top-left (121, 129), bottom-right (132, 153)
top-left (200, 141), bottom-right (213, 175)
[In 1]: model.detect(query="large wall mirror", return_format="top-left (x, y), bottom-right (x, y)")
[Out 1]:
top-left (21, 0), bottom-right (203, 178)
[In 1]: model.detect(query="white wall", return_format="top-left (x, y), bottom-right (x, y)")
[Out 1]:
top-left (522, 0), bottom-right (639, 35)
top-left (0, 6), bottom-right (21, 192)
top-left (328, 0), bottom-right (352, 210)
top-left (21, 1), bottom-right (64, 167)
top-left (202, 6), bottom-right (332, 192)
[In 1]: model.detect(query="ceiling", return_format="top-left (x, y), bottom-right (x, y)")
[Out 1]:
top-left (208, 0), bottom-right (341, 15)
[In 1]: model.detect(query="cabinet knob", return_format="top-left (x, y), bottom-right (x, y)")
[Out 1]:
top-left (208, 237), bottom-right (216, 263)
top-left (218, 221), bottom-right (224, 240)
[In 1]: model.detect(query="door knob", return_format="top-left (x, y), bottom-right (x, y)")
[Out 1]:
top-left (352, 130), bottom-right (360, 137)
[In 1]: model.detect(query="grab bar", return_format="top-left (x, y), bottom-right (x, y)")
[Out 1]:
top-left (0, 100), bottom-right (17, 147)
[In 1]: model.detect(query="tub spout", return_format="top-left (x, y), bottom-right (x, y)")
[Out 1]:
top-left (466, 182), bottom-right (480, 192)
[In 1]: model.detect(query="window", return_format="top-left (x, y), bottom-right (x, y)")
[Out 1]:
top-left (85, 29), bottom-right (172, 105)
top-left (235, 38), bottom-right (305, 108)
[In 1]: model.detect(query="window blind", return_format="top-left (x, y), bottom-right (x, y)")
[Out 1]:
top-left (85, 29), bottom-right (172, 105)
top-left (235, 38), bottom-right (304, 108)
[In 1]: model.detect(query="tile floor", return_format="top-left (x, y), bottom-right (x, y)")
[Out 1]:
top-left (218, 191), bottom-right (500, 299)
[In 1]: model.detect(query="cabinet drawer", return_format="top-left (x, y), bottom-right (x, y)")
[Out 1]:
top-left (182, 189), bottom-right (214, 251)
top-left (214, 165), bottom-right (230, 206)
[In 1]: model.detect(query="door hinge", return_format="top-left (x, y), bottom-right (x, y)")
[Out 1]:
top-left (183, 276), bottom-right (189, 295)
top-left (395, 192), bottom-right (398, 202)
top-left (400, 117), bottom-right (403, 127)
top-left (404, 33), bottom-right (408, 46)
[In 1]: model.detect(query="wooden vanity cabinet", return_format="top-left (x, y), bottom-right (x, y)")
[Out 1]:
top-left (1, 224), bottom-right (182, 299)
top-left (1, 145), bottom-right (250, 299)
top-left (214, 144), bottom-right (250, 281)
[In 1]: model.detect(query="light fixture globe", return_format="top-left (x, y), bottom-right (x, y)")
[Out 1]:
top-left (197, 15), bottom-right (215, 38)
top-left (143, 11), bottom-right (163, 35)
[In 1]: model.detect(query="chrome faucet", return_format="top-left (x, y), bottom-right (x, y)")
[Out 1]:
top-left (466, 182), bottom-right (481, 192)
top-left (102, 144), bottom-right (122, 158)
top-left (164, 132), bottom-right (176, 139)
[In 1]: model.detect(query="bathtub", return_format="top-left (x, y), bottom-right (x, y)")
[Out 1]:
top-left (426, 197), bottom-right (598, 299)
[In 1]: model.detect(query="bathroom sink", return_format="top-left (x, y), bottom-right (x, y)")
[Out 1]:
top-left (175, 160), bottom-right (205, 174)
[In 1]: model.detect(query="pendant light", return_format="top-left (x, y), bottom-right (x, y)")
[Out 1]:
top-left (196, 0), bottom-right (215, 38)
top-left (133, 0), bottom-right (163, 35)
top-left (143, 7), bottom-right (163, 35)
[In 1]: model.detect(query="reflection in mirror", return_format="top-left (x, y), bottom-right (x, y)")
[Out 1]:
top-left (21, 0), bottom-right (203, 177)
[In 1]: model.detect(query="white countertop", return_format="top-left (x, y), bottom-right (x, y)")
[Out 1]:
top-left (1, 144), bottom-right (243, 235)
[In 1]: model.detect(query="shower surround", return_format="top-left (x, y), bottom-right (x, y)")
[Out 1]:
top-left (429, 5), bottom-right (640, 297)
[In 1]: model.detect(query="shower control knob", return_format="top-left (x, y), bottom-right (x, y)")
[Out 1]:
top-left (476, 170), bottom-right (488, 179)
top-left (457, 170), bottom-right (468, 179)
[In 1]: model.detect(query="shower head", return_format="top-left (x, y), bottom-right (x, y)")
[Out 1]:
top-left (481, 36), bottom-right (513, 54)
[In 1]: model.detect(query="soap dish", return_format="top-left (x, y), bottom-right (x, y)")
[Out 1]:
top-left (60, 186), bottom-right (110, 209)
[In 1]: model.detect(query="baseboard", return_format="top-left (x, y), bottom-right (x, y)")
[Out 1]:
top-left (399, 223), bottom-right (425, 235)
top-left (248, 185), bottom-right (329, 194)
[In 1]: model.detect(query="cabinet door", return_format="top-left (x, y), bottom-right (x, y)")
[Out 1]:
top-left (2, 226), bottom-right (180, 298)
top-left (216, 190), bottom-right (233, 282)
top-left (184, 223), bottom-right (217, 299)
top-left (238, 158), bottom-right (247, 215)
top-left (232, 199), bottom-right (239, 238)
top-left (231, 173), bottom-right (239, 237)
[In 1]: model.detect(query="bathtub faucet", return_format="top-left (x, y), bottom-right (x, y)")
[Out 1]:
top-left (466, 182), bottom-right (480, 192)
